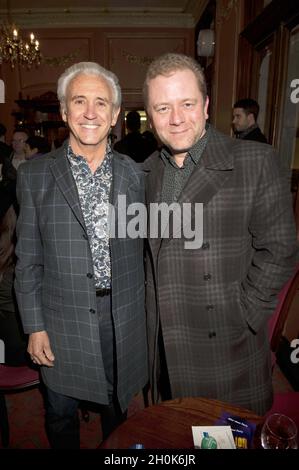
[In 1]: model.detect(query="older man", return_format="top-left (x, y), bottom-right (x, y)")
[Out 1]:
top-left (15, 62), bottom-right (147, 448)
top-left (143, 53), bottom-right (298, 415)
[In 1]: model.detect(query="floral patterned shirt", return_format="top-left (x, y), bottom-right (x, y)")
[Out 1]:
top-left (67, 144), bottom-right (112, 289)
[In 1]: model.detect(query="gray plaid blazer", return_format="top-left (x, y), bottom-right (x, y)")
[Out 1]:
top-left (144, 126), bottom-right (298, 415)
top-left (15, 142), bottom-right (148, 411)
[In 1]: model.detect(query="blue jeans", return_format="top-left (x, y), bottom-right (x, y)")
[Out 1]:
top-left (45, 293), bottom-right (126, 449)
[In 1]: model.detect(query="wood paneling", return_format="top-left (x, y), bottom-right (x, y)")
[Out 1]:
top-left (0, 27), bottom-right (193, 138)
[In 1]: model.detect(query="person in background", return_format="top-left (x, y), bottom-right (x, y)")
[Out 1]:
top-left (14, 61), bottom-right (148, 448)
top-left (25, 135), bottom-right (51, 160)
top-left (53, 126), bottom-right (69, 149)
top-left (142, 130), bottom-right (159, 156)
top-left (10, 129), bottom-right (29, 169)
top-left (232, 98), bottom-right (268, 143)
top-left (114, 110), bottom-right (152, 163)
top-left (0, 123), bottom-right (12, 160)
top-left (143, 52), bottom-right (298, 415)
top-left (0, 154), bottom-right (28, 366)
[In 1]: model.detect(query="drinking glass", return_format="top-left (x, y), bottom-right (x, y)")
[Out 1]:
top-left (261, 413), bottom-right (298, 449)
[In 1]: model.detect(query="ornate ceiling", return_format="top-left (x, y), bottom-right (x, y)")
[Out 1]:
top-left (0, 0), bottom-right (208, 28)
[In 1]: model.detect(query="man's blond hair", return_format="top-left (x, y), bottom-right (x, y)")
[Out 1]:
top-left (143, 52), bottom-right (207, 109)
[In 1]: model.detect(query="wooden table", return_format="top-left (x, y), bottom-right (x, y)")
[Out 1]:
top-left (100, 397), bottom-right (262, 449)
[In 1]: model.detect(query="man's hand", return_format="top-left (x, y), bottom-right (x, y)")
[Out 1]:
top-left (28, 331), bottom-right (55, 367)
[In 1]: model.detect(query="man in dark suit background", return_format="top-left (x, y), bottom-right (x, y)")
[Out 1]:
top-left (232, 98), bottom-right (268, 143)
top-left (15, 62), bottom-right (148, 448)
top-left (143, 53), bottom-right (298, 415)
top-left (114, 110), bottom-right (155, 163)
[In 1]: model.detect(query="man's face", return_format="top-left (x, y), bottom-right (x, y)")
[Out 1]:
top-left (12, 132), bottom-right (28, 154)
top-left (61, 73), bottom-right (120, 155)
top-left (232, 108), bottom-right (251, 132)
top-left (146, 69), bottom-right (209, 159)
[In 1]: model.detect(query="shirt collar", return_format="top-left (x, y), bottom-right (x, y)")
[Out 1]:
top-left (161, 123), bottom-right (210, 167)
top-left (235, 123), bottom-right (258, 139)
top-left (67, 142), bottom-right (113, 167)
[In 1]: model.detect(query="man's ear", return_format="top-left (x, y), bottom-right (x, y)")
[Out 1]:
top-left (247, 112), bottom-right (255, 126)
top-left (112, 107), bottom-right (121, 127)
top-left (146, 112), bottom-right (153, 130)
top-left (61, 106), bottom-right (67, 123)
top-left (204, 96), bottom-right (209, 120)
top-left (249, 112), bottom-right (255, 121)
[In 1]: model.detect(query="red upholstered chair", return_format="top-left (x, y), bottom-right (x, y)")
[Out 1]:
top-left (0, 364), bottom-right (40, 447)
top-left (265, 267), bottom-right (299, 429)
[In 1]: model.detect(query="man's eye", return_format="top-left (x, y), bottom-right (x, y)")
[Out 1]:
top-left (184, 102), bottom-right (193, 108)
top-left (74, 99), bottom-right (84, 105)
top-left (157, 106), bottom-right (168, 113)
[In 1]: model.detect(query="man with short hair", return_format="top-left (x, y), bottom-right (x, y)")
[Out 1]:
top-left (232, 98), bottom-right (267, 143)
top-left (114, 110), bottom-right (150, 163)
top-left (15, 62), bottom-right (148, 448)
top-left (24, 135), bottom-right (50, 160)
top-left (10, 129), bottom-right (29, 169)
top-left (143, 52), bottom-right (298, 415)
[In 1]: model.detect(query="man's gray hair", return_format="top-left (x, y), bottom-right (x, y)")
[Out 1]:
top-left (143, 52), bottom-right (207, 109)
top-left (57, 61), bottom-right (121, 111)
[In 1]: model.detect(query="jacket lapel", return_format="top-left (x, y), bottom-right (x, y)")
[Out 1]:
top-left (145, 127), bottom-right (236, 244)
top-left (49, 143), bottom-right (86, 230)
top-left (179, 128), bottom-right (234, 205)
top-left (172, 129), bottom-right (234, 238)
top-left (112, 154), bottom-right (130, 209)
top-left (143, 153), bottom-right (165, 256)
top-left (111, 152), bottom-right (145, 239)
top-left (144, 151), bottom-right (164, 206)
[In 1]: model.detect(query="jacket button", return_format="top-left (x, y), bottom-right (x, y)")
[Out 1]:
top-left (208, 331), bottom-right (216, 339)
top-left (206, 304), bottom-right (214, 311)
top-left (202, 242), bottom-right (210, 250)
top-left (86, 273), bottom-right (93, 279)
top-left (203, 273), bottom-right (211, 281)
top-left (89, 308), bottom-right (96, 314)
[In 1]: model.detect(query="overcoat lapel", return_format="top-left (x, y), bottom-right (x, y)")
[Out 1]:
top-left (172, 133), bottom-right (234, 238)
top-left (144, 154), bottom-right (165, 256)
top-left (49, 145), bottom-right (86, 230)
top-left (145, 128), bottom-right (235, 247)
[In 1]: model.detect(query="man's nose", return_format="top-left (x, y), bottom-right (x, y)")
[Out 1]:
top-left (84, 102), bottom-right (97, 119)
top-left (169, 107), bottom-right (184, 125)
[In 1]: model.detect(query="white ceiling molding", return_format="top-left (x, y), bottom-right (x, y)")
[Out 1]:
top-left (0, 5), bottom-right (200, 29)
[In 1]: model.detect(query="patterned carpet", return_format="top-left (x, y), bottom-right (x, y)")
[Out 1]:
top-left (1, 386), bottom-right (146, 449)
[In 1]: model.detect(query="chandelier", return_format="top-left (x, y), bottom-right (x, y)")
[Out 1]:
top-left (0, 2), bottom-right (41, 69)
